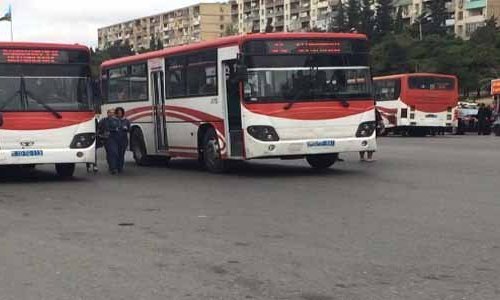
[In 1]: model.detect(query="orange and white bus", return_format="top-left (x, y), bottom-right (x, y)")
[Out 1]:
top-left (374, 73), bottom-right (459, 136)
top-left (100, 33), bottom-right (377, 172)
top-left (0, 42), bottom-right (96, 177)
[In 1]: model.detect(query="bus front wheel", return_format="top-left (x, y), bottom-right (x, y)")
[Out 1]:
top-left (131, 130), bottom-right (150, 166)
top-left (306, 154), bottom-right (338, 170)
top-left (202, 128), bottom-right (227, 173)
top-left (55, 163), bottom-right (75, 178)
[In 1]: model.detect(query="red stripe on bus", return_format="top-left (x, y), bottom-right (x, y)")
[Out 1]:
top-left (0, 112), bottom-right (95, 131)
top-left (165, 105), bottom-right (223, 122)
top-left (244, 101), bottom-right (374, 120)
top-left (125, 106), bottom-right (151, 118)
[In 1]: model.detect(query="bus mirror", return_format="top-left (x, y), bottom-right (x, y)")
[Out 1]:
top-left (235, 64), bottom-right (248, 82)
top-left (0, 112), bottom-right (3, 127)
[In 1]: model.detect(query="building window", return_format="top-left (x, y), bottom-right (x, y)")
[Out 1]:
top-left (466, 21), bottom-right (485, 36)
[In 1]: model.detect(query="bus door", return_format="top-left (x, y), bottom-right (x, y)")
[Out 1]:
top-left (223, 60), bottom-right (243, 157)
top-left (150, 66), bottom-right (168, 152)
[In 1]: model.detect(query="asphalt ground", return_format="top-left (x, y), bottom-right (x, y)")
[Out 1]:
top-left (0, 135), bottom-right (499, 300)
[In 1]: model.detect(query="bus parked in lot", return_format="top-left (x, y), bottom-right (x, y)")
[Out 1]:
top-left (0, 42), bottom-right (96, 177)
top-left (374, 73), bottom-right (459, 136)
top-left (101, 33), bottom-right (377, 172)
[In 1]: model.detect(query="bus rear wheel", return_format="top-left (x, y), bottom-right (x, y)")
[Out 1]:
top-left (306, 154), bottom-right (338, 170)
top-left (202, 128), bottom-right (227, 173)
top-left (131, 130), bottom-right (150, 166)
top-left (55, 163), bottom-right (75, 178)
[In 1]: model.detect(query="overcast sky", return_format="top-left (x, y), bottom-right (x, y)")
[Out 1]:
top-left (0, 0), bottom-right (218, 48)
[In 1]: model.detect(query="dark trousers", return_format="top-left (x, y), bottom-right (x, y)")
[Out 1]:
top-left (105, 133), bottom-right (128, 172)
top-left (105, 139), bottom-right (119, 171)
top-left (478, 120), bottom-right (489, 135)
top-left (116, 137), bottom-right (128, 171)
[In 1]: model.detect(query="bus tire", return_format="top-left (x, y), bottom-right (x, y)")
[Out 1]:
top-left (202, 128), bottom-right (227, 173)
top-left (131, 129), bottom-right (150, 166)
top-left (55, 163), bottom-right (75, 178)
top-left (306, 154), bottom-right (338, 170)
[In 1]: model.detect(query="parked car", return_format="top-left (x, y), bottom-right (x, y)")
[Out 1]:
top-left (456, 108), bottom-right (479, 134)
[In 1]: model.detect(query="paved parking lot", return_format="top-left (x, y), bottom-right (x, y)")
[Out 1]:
top-left (0, 135), bottom-right (499, 300)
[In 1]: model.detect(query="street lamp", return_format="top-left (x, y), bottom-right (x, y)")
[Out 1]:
top-left (415, 13), bottom-right (431, 41)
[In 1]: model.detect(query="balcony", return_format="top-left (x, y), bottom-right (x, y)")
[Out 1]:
top-left (465, 0), bottom-right (486, 10)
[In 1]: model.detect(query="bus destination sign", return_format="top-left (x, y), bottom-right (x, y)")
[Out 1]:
top-left (243, 39), bottom-right (365, 55)
top-left (0, 48), bottom-right (89, 64)
top-left (0, 49), bottom-right (60, 64)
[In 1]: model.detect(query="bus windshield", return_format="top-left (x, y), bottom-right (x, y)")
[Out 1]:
top-left (244, 67), bottom-right (371, 103)
top-left (0, 76), bottom-right (92, 111)
top-left (408, 76), bottom-right (455, 91)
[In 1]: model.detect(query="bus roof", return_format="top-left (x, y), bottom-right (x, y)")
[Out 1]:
top-left (0, 42), bottom-right (89, 52)
top-left (102, 32), bottom-right (368, 69)
top-left (373, 73), bottom-right (457, 81)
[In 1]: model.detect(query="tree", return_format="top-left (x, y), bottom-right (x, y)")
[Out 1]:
top-left (394, 7), bottom-right (404, 34)
top-left (149, 35), bottom-right (157, 51)
top-left (360, 0), bottom-right (375, 37)
top-left (265, 18), bottom-right (274, 33)
top-left (330, 1), bottom-right (347, 32)
top-left (156, 38), bottom-right (164, 50)
top-left (89, 41), bottom-right (134, 78)
top-left (428, 0), bottom-right (447, 35)
top-left (346, 0), bottom-right (361, 31)
top-left (224, 24), bottom-right (238, 36)
top-left (469, 16), bottom-right (498, 45)
top-left (375, 0), bottom-right (394, 38)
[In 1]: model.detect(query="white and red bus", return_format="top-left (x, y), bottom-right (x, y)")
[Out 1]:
top-left (0, 42), bottom-right (96, 177)
top-left (100, 33), bottom-right (377, 172)
top-left (374, 73), bottom-right (459, 136)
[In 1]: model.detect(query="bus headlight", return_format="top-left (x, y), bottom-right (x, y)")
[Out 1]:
top-left (70, 133), bottom-right (96, 149)
top-left (356, 122), bottom-right (377, 138)
top-left (247, 126), bottom-right (280, 142)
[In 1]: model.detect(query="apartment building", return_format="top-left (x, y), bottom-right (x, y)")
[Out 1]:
top-left (98, 3), bottom-right (231, 51)
top-left (232, 0), bottom-right (340, 33)
top-left (232, 0), bottom-right (497, 39)
top-left (455, 0), bottom-right (500, 39)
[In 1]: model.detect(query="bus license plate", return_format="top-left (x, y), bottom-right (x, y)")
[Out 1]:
top-left (307, 140), bottom-right (335, 148)
top-left (11, 150), bottom-right (44, 157)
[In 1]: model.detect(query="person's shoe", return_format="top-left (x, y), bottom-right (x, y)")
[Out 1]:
top-left (366, 158), bottom-right (377, 163)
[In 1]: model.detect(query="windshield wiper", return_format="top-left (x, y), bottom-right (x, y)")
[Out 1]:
top-left (24, 90), bottom-right (62, 119)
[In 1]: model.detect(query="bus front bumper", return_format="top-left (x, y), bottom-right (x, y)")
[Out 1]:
top-left (244, 135), bottom-right (377, 159)
top-left (0, 147), bottom-right (96, 166)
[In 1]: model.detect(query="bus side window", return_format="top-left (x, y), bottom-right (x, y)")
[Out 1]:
top-left (186, 50), bottom-right (217, 97)
top-left (166, 56), bottom-right (187, 98)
